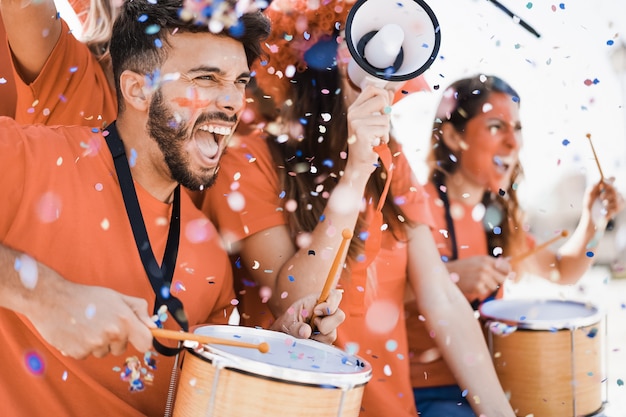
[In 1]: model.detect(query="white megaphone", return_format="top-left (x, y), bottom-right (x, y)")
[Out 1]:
top-left (345, 0), bottom-right (441, 90)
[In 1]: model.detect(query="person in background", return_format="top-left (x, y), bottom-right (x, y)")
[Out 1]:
top-left (406, 74), bottom-right (624, 416)
top-left (0, 1), bottom-right (344, 415)
top-left (0, 0), bottom-right (119, 125)
top-left (197, 1), bottom-right (516, 416)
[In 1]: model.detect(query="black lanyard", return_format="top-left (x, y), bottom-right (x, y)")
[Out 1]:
top-left (434, 175), bottom-right (498, 309)
top-left (104, 122), bottom-right (188, 356)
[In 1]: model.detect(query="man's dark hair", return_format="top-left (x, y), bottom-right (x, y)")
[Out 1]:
top-left (109, 0), bottom-right (270, 110)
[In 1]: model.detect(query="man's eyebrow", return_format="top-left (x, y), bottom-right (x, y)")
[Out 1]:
top-left (188, 66), bottom-right (251, 79)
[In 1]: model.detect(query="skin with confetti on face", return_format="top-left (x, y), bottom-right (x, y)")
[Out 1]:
top-left (142, 32), bottom-right (250, 192)
top-left (448, 92), bottom-right (522, 197)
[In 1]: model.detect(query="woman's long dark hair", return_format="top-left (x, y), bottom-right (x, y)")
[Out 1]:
top-left (263, 60), bottom-right (412, 260)
top-left (427, 74), bottom-right (528, 261)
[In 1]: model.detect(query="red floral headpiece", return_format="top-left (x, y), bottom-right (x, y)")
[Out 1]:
top-left (252, 0), bottom-right (355, 104)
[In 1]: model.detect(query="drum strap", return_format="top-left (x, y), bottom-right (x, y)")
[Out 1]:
top-left (434, 175), bottom-right (499, 310)
top-left (104, 122), bottom-right (188, 356)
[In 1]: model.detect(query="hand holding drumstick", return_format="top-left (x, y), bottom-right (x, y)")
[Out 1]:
top-left (265, 229), bottom-right (352, 344)
top-left (308, 228), bottom-right (353, 333)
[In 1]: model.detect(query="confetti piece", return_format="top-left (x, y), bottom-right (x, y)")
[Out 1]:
top-left (85, 304), bottom-right (96, 319)
top-left (129, 149), bottom-right (138, 167)
top-left (25, 351), bottom-right (45, 375)
top-left (226, 191), bottom-right (245, 212)
top-left (15, 254), bottom-right (39, 289)
top-left (185, 218), bottom-right (214, 243)
top-left (36, 191), bottom-right (62, 223)
top-left (385, 339), bottom-right (398, 352)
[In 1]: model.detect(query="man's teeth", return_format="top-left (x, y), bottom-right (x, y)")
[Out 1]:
top-left (199, 125), bottom-right (232, 135)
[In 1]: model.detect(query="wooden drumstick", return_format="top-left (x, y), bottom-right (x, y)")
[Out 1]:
top-left (151, 328), bottom-right (270, 353)
top-left (317, 228), bottom-right (354, 305)
top-left (586, 133), bottom-right (605, 181)
top-left (308, 228), bottom-right (353, 330)
top-left (511, 230), bottom-right (569, 264)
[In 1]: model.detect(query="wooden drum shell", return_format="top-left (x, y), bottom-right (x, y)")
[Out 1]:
top-left (481, 299), bottom-right (604, 417)
top-left (172, 325), bottom-right (371, 417)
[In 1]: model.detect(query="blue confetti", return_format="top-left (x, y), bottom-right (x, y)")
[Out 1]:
top-left (25, 352), bottom-right (45, 375)
top-left (145, 24), bottom-right (160, 35)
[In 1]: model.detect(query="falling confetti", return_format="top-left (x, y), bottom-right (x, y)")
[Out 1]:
top-left (25, 351), bottom-right (45, 376)
top-left (11, 256), bottom-right (37, 293)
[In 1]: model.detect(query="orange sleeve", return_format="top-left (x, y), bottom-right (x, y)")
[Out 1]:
top-left (0, 21), bottom-right (17, 118)
top-left (12, 20), bottom-right (116, 127)
top-left (0, 117), bottom-right (26, 238)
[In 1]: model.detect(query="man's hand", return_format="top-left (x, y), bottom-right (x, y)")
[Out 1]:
top-left (26, 276), bottom-right (155, 359)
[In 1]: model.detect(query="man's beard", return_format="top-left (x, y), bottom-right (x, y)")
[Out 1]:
top-left (147, 90), bottom-right (222, 190)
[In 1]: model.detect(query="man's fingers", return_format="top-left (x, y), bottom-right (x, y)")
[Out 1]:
top-left (92, 345), bottom-right (111, 359)
top-left (110, 340), bottom-right (129, 356)
top-left (121, 295), bottom-right (155, 353)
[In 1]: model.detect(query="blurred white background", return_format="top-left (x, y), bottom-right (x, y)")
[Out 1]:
top-left (391, 0), bottom-right (626, 266)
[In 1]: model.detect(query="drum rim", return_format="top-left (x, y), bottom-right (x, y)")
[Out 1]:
top-left (186, 348), bottom-right (371, 390)
top-left (187, 325), bottom-right (373, 388)
top-left (479, 298), bottom-right (602, 330)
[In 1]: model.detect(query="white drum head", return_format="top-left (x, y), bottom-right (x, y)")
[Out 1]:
top-left (479, 299), bottom-right (601, 330)
top-left (189, 325), bottom-right (372, 389)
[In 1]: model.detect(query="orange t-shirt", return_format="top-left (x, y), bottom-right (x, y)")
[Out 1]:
top-left (11, 20), bottom-right (117, 127)
top-left (0, 117), bottom-right (234, 416)
top-left (406, 181), bottom-right (534, 389)
top-left (0, 19), bottom-right (17, 118)
top-left (201, 131), bottom-right (434, 417)
top-left (406, 181), bottom-right (490, 389)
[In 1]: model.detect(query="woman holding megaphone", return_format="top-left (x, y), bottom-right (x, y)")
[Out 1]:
top-left (197, 1), bottom-right (516, 416)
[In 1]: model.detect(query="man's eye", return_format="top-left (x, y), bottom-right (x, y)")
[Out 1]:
top-left (197, 75), bottom-right (216, 82)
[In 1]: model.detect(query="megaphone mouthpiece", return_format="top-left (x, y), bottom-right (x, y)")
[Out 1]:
top-left (345, 0), bottom-right (441, 88)
top-left (362, 24), bottom-right (405, 70)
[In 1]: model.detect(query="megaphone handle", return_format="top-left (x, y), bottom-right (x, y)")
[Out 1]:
top-left (361, 75), bottom-right (390, 90)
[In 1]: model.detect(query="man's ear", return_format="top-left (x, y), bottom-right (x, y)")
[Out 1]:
top-left (441, 122), bottom-right (469, 152)
top-left (119, 70), bottom-right (150, 112)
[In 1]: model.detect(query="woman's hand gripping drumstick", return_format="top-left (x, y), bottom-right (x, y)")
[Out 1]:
top-left (308, 228), bottom-right (353, 334)
top-left (511, 230), bottom-right (569, 265)
top-left (151, 328), bottom-right (270, 353)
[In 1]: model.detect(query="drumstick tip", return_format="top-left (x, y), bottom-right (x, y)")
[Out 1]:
top-left (560, 230), bottom-right (569, 238)
top-left (258, 342), bottom-right (270, 354)
top-left (341, 228), bottom-right (353, 240)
